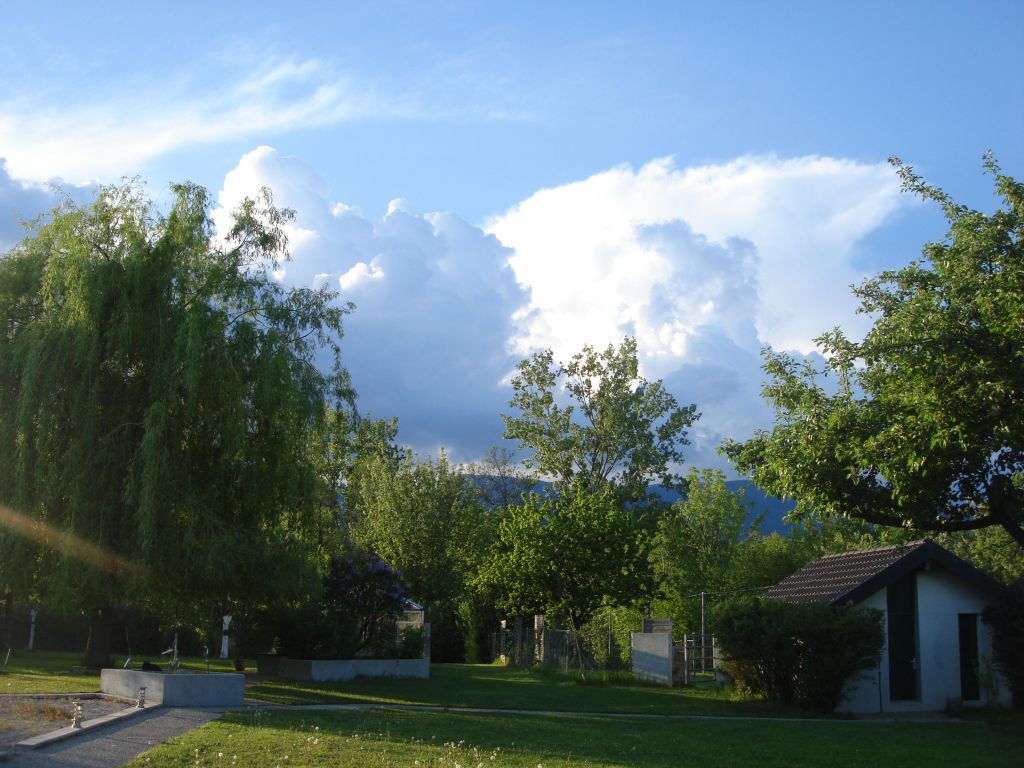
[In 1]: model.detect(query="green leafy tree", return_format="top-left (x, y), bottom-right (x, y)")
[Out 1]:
top-left (308, 406), bottom-right (399, 532)
top-left (725, 156), bottom-right (1024, 548)
top-left (504, 338), bottom-right (698, 503)
top-left (937, 527), bottom-right (1024, 586)
top-left (725, 532), bottom-right (811, 595)
top-left (653, 469), bottom-right (810, 632)
top-left (479, 485), bottom-right (655, 631)
top-left (0, 181), bottom-right (353, 664)
top-left (654, 469), bottom-right (749, 632)
top-left (348, 450), bottom-right (494, 660)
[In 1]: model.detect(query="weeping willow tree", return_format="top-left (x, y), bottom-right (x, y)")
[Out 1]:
top-left (0, 181), bottom-right (355, 665)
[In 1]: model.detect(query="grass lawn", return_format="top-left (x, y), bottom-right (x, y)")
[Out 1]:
top-left (124, 707), bottom-right (1024, 768)
top-left (247, 664), bottom-right (788, 717)
top-left (1, 651), bottom-right (103, 694)
top-left (6, 654), bottom-right (1021, 766)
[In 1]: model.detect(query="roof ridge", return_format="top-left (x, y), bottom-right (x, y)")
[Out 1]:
top-left (817, 540), bottom-right (927, 559)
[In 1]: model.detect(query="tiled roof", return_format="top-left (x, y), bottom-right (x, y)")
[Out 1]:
top-left (764, 539), bottom-right (1005, 606)
top-left (765, 541), bottom-right (928, 605)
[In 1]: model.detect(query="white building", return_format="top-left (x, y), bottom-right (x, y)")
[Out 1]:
top-left (765, 540), bottom-right (1012, 713)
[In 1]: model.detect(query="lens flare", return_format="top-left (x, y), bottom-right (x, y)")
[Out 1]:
top-left (0, 503), bottom-right (148, 577)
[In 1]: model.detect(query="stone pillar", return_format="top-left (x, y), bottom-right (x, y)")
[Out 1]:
top-left (27, 608), bottom-right (38, 651)
top-left (220, 616), bottom-right (232, 659)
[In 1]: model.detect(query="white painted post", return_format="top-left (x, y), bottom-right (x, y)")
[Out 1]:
top-left (700, 592), bottom-right (706, 672)
top-left (220, 615), bottom-right (232, 659)
top-left (27, 608), bottom-right (38, 651)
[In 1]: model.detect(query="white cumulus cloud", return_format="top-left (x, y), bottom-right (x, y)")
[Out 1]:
top-left (489, 155), bottom-right (904, 360)
top-left (488, 155), bottom-right (906, 470)
top-left (214, 147), bottom-right (528, 460)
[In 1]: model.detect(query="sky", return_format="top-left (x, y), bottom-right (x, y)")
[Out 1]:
top-left (2, 1), bottom-right (1021, 474)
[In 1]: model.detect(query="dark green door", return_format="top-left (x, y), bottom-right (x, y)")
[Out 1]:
top-left (887, 572), bottom-right (918, 701)
top-left (958, 613), bottom-right (980, 700)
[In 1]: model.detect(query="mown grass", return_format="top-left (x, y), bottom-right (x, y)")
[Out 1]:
top-left (124, 707), bottom-right (1024, 768)
top-left (0, 650), bottom-right (250, 694)
top-left (247, 663), bottom-right (791, 717)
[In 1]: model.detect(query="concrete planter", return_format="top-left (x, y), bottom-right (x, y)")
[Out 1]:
top-left (100, 669), bottom-right (245, 707)
top-left (256, 654), bottom-right (281, 676)
top-left (276, 656), bottom-right (429, 682)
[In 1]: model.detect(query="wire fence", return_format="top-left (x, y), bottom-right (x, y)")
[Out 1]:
top-left (492, 625), bottom-right (627, 673)
top-left (493, 622), bottom-right (718, 682)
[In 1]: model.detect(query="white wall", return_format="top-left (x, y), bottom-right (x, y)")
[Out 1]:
top-left (837, 564), bottom-right (1011, 713)
top-left (837, 589), bottom-right (886, 713)
top-left (630, 631), bottom-right (673, 687)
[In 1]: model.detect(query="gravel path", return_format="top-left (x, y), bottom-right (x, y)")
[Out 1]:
top-left (0, 696), bottom-right (134, 749)
top-left (0, 707), bottom-right (223, 767)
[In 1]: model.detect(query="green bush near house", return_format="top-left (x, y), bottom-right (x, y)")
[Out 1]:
top-left (713, 596), bottom-right (884, 713)
top-left (982, 585), bottom-right (1024, 708)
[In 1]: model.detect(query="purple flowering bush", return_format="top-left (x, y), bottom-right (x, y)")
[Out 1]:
top-left (321, 552), bottom-right (409, 657)
top-left (274, 550), bottom-right (415, 659)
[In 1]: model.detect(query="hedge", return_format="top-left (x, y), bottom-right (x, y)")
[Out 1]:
top-left (712, 596), bottom-right (883, 713)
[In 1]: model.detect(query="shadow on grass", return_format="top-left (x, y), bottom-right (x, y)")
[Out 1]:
top-left (245, 663), bottom-right (793, 718)
top-left (126, 707), bottom-right (1022, 768)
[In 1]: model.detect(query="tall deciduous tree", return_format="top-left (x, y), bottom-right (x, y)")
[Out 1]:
top-left (503, 338), bottom-right (698, 503)
top-left (479, 485), bottom-right (655, 629)
top-left (654, 468), bottom-right (750, 631)
top-left (653, 469), bottom-right (808, 632)
top-left (725, 156), bottom-right (1024, 548)
top-left (0, 181), bottom-right (354, 664)
top-left (348, 450), bottom-right (494, 660)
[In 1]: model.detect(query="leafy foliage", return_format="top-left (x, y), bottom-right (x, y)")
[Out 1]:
top-left (653, 469), bottom-right (810, 632)
top-left (937, 527), bottom-right (1024, 586)
top-left (350, 451), bottom-right (492, 607)
top-left (981, 585), bottom-right (1024, 708)
top-left (272, 549), bottom-right (417, 661)
top-left (725, 156), bottom-right (1024, 547)
top-left (479, 485), bottom-right (655, 628)
top-left (654, 469), bottom-right (750, 630)
top-left (713, 596), bottom-right (884, 713)
top-left (348, 450), bottom-right (495, 661)
top-left (320, 552), bottom-right (408, 657)
top-left (504, 338), bottom-right (698, 502)
top-left (0, 181), bottom-right (353, 661)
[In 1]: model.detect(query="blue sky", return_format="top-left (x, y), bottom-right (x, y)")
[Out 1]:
top-left (2, 1), bottom-right (1021, 472)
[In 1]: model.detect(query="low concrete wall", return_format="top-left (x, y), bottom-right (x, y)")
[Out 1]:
top-left (100, 669), bottom-right (245, 706)
top-left (631, 631), bottom-right (673, 687)
top-left (277, 657), bottom-right (429, 682)
top-left (256, 654), bottom-right (281, 677)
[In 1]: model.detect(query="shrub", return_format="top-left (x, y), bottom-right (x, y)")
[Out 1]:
top-left (427, 602), bottom-right (466, 663)
top-left (398, 626), bottom-right (425, 659)
top-left (320, 551), bottom-right (408, 658)
top-left (272, 550), bottom-right (410, 660)
top-left (713, 596), bottom-right (883, 713)
top-left (982, 585), bottom-right (1024, 708)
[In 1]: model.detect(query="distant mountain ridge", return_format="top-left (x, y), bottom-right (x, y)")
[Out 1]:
top-left (467, 476), bottom-right (795, 534)
top-left (642, 480), bottom-right (794, 534)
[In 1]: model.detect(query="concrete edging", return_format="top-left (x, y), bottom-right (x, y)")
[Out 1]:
top-left (277, 657), bottom-right (429, 682)
top-left (16, 704), bottom-right (155, 749)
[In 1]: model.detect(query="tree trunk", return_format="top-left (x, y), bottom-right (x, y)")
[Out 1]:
top-left (0, 591), bottom-right (12, 651)
top-left (83, 605), bottom-right (115, 669)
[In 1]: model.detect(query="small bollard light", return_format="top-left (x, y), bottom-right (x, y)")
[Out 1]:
top-left (71, 701), bottom-right (83, 728)
top-left (137, 686), bottom-right (147, 708)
